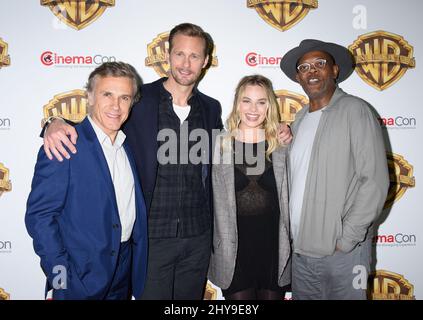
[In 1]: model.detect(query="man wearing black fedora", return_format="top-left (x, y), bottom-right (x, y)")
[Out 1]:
top-left (280, 39), bottom-right (389, 299)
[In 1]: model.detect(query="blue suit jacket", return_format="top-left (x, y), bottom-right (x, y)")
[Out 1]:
top-left (26, 118), bottom-right (148, 299)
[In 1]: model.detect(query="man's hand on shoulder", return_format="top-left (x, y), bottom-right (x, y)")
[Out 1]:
top-left (277, 122), bottom-right (293, 145)
top-left (44, 118), bottom-right (78, 162)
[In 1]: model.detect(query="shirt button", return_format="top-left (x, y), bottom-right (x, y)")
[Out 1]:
top-left (113, 224), bottom-right (119, 229)
top-left (111, 250), bottom-right (116, 256)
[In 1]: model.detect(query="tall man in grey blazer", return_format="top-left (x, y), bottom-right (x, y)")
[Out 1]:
top-left (280, 39), bottom-right (389, 299)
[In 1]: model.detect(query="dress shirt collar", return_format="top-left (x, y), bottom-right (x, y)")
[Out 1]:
top-left (87, 115), bottom-right (126, 148)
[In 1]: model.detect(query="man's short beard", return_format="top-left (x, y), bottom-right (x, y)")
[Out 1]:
top-left (170, 70), bottom-right (199, 87)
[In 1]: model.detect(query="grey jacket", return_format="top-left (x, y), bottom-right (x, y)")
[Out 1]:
top-left (208, 135), bottom-right (291, 289)
top-left (290, 87), bottom-right (389, 258)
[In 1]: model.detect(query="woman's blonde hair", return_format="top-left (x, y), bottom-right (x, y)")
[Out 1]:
top-left (226, 74), bottom-right (281, 159)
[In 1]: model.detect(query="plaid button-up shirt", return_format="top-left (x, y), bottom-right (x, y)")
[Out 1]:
top-left (148, 86), bottom-right (211, 238)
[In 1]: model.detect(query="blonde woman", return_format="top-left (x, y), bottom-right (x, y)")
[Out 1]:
top-left (209, 75), bottom-right (291, 300)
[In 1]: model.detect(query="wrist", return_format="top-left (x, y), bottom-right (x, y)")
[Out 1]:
top-left (43, 116), bottom-right (64, 128)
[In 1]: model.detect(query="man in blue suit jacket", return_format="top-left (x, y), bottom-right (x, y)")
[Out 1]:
top-left (25, 62), bottom-right (148, 300)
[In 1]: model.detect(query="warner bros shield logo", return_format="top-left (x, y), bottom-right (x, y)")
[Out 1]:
top-left (368, 270), bottom-right (415, 300)
top-left (0, 163), bottom-right (12, 198)
top-left (203, 282), bottom-right (218, 300)
top-left (349, 31), bottom-right (415, 91)
top-left (41, 0), bottom-right (115, 30)
top-left (384, 152), bottom-right (415, 209)
top-left (145, 31), bottom-right (218, 78)
top-left (0, 287), bottom-right (11, 300)
top-left (42, 89), bottom-right (88, 126)
top-left (0, 37), bottom-right (11, 68)
top-left (275, 90), bottom-right (308, 125)
top-left (247, 0), bottom-right (318, 32)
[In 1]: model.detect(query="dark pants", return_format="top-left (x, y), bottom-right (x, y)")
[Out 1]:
top-left (104, 240), bottom-right (132, 300)
top-left (141, 231), bottom-right (211, 300)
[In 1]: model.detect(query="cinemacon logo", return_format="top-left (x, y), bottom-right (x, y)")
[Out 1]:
top-left (378, 116), bottom-right (416, 129)
top-left (245, 52), bottom-right (281, 67)
top-left (0, 118), bottom-right (10, 129)
top-left (40, 51), bottom-right (116, 66)
top-left (0, 240), bottom-right (12, 252)
top-left (373, 233), bottom-right (416, 246)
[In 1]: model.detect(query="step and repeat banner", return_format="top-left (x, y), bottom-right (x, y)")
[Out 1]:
top-left (0, 0), bottom-right (421, 300)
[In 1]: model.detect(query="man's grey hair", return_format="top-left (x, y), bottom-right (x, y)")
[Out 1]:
top-left (85, 61), bottom-right (142, 103)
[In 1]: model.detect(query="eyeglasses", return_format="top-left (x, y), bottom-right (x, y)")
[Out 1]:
top-left (297, 59), bottom-right (327, 73)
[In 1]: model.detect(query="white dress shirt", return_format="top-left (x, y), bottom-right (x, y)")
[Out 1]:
top-left (88, 116), bottom-right (136, 242)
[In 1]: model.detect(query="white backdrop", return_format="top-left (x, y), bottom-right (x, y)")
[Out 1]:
top-left (0, 0), bottom-right (421, 300)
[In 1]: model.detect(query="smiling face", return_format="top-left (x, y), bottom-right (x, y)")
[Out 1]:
top-left (295, 50), bottom-right (339, 110)
top-left (167, 33), bottom-right (209, 87)
top-left (88, 76), bottom-right (134, 142)
top-left (238, 84), bottom-right (268, 131)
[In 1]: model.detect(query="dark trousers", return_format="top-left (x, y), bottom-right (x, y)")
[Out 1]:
top-left (141, 230), bottom-right (211, 300)
top-left (104, 240), bottom-right (132, 300)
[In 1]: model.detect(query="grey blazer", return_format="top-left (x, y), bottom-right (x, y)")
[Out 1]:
top-left (208, 135), bottom-right (291, 289)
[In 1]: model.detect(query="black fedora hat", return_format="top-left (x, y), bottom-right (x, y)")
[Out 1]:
top-left (280, 39), bottom-right (355, 83)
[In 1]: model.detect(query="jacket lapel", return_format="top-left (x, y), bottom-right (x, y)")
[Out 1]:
top-left (272, 146), bottom-right (289, 228)
top-left (80, 118), bottom-right (119, 215)
top-left (137, 94), bottom-right (159, 194)
top-left (272, 147), bottom-right (285, 200)
top-left (220, 143), bottom-right (236, 216)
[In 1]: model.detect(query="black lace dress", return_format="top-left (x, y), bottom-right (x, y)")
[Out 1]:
top-left (222, 140), bottom-right (284, 295)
